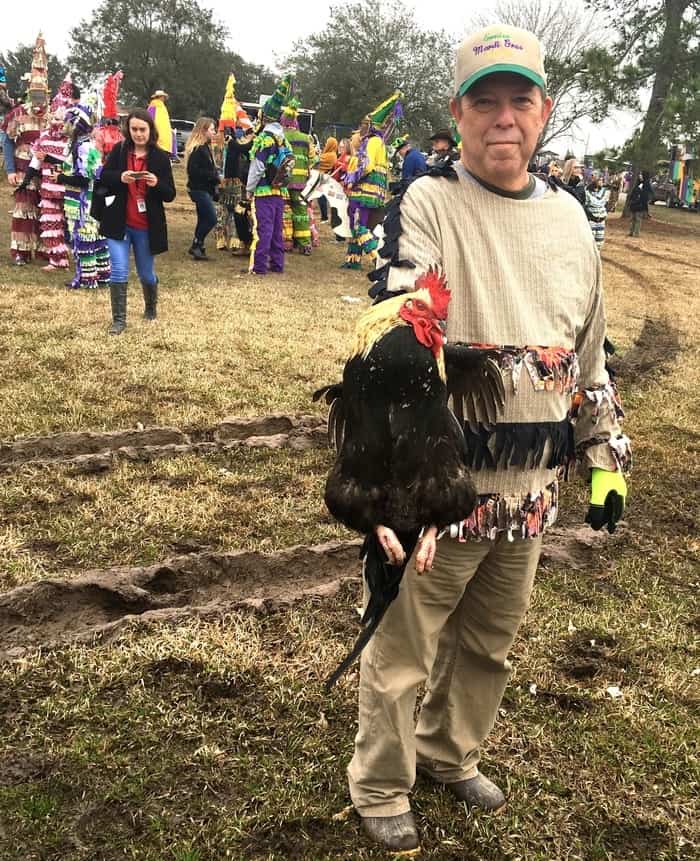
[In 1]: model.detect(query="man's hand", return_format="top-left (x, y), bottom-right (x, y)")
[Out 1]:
top-left (7, 173), bottom-right (18, 186)
top-left (375, 525), bottom-right (406, 566)
top-left (415, 526), bottom-right (438, 575)
top-left (585, 468), bottom-right (627, 534)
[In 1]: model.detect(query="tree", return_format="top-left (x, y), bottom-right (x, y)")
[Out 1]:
top-left (586, 0), bottom-right (700, 212)
top-left (470, 0), bottom-right (617, 151)
top-left (284, 0), bottom-right (454, 145)
top-left (0, 45), bottom-right (67, 102)
top-left (67, 0), bottom-right (277, 118)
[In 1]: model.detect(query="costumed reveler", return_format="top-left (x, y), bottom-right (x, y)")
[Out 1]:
top-left (30, 73), bottom-right (74, 271)
top-left (246, 75), bottom-right (294, 276)
top-left (93, 71), bottom-right (124, 158)
top-left (58, 103), bottom-right (111, 288)
top-left (343, 91), bottom-right (400, 270)
top-left (148, 89), bottom-right (176, 158)
top-left (216, 73), bottom-right (254, 254)
top-left (280, 98), bottom-right (317, 255)
top-left (2, 34), bottom-right (50, 265)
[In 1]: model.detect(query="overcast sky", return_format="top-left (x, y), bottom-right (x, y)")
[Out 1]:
top-left (2, 0), bottom-right (641, 155)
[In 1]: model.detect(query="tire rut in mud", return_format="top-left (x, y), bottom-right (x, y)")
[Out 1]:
top-left (0, 527), bottom-right (611, 660)
top-left (0, 540), bottom-right (363, 659)
top-left (0, 414), bottom-right (328, 472)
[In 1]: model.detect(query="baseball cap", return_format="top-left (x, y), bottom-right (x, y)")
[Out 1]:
top-left (454, 24), bottom-right (547, 98)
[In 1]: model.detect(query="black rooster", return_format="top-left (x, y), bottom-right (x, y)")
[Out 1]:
top-left (314, 269), bottom-right (505, 689)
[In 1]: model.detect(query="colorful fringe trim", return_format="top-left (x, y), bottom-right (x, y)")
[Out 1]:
top-left (450, 480), bottom-right (559, 542)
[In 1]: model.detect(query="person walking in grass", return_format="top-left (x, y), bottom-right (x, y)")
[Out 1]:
top-left (98, 108), bottom-right (176, 334)
top-left (185, 117), bottom-right (221, 261)
top-left (628, 171), bottom-right (652, 237)
top-left (585, 174), bottom-right (608, 249)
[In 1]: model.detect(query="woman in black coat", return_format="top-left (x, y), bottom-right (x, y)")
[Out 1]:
top-left (99, 108), bottom-right (176, 334)
top-left (185, 117), bottom-right (220, 260)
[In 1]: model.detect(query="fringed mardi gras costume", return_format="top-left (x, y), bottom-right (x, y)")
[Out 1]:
top-left (34, 73), bottom-right (73, 269)
top-left (280, 99), bottom-right (316, 253)
top-left (216, 73), bottom-right (254, 252)
top-left (343, 91), bottom-right (401, 269)
top-left (148, 90), bottom-right (176, 157)
top-left (60, 105), bottom-right (110, 288)
top-left (369, 158), bottom-right (631, 541)
top-left (246, 76), bottom-right (295, 275)
top-left (93, 71), bottom-right (124, 157)
top-left (4, 34), bottom-right (50, 263)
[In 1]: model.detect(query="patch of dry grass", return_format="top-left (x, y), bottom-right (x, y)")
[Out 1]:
top-left (0, 177), bottom-right (698, 860)
top-left (0, 169), bottom-right (365, 439)
top-left (0, 570), bottom-right (696, 860)
top-left (0, 448), bottom-right (344, 588)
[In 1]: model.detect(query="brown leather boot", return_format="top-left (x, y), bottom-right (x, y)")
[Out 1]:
top-left (360, 811), bottom-right (420, 855)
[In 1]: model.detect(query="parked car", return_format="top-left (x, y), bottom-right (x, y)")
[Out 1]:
top-left (651, 177), bottom-right (681, 207)
top-left (171, 119), bottom-right (195, 154)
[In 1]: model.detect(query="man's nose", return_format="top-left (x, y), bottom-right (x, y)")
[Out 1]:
top-left (493, 101), bottom-right (516, 127)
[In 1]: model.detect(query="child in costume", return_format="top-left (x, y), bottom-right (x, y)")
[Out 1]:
top-left (58, 104), bottom-right (111, 288)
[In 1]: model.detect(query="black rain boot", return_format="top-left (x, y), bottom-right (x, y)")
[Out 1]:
top-left (191, 240), bottom-right (207, 261)
top-left (142, 280), bottom-right (158, 321)
top-left (108, 282), bottom-right (127, 335)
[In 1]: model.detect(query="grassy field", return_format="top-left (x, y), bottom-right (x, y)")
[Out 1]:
top-left (0, 173), bottom-right (698, 860)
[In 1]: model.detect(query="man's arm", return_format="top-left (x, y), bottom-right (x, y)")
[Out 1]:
top-left (384, 181), bottom-right (444, 295)
top-left (571, 255), bottom-right (631, 476)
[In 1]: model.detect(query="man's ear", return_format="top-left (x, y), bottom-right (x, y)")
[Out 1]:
top-left (541, 95), bottom-right (554, 126)
top-left (449, 97), bottom-right (461, 122)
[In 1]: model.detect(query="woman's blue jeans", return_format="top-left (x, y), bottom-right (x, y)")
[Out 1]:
top-left (189, 190), bottom-right (217, 244)
top-left (106, 227), bottom-right (156, 285)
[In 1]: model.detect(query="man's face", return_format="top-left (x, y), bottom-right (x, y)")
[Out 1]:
top-left (432, 139), bottom-right (450, 155)
top-left (450, 72), bottom-right (552, 188)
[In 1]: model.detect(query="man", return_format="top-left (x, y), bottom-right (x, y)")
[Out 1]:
top-left (393, 134), bottom-right (427, 182)
top-left (427, 127), bottom-right (459, 165)
top-left (349, 24), bottom-right (631, 854)
top-left (246, 83), bottom-right (294, 276)
top-left (280, 98), bottom-right (316, 254)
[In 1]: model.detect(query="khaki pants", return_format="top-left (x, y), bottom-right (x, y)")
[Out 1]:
top-left (347, 533), bottom-right (542, 817)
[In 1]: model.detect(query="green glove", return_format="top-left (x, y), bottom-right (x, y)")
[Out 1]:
top-left (586, 468), bottom-right (627, 533)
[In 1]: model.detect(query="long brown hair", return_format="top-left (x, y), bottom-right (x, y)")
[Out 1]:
top-left (185, 117), bottom-right (215, 164)
top-left (125, 108), bottom-right (158, 147)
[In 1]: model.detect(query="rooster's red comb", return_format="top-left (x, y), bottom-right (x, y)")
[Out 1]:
top-left (414, 266), bottom-right (450, 320)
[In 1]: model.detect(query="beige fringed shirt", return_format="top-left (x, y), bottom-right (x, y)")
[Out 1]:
top-left (384, 164), bottom-right (630, 540)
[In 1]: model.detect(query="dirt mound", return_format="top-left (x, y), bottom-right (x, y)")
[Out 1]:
top-left (0, 526), bottom-right (606, 660)
top-left (0, 540), bottom-right (362, 658)
top-left (0, 413), bottom-right (327, 472)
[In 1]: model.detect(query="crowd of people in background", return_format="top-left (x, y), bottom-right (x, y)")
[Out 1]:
top-left (0, 33), bottom-right (665, 335)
